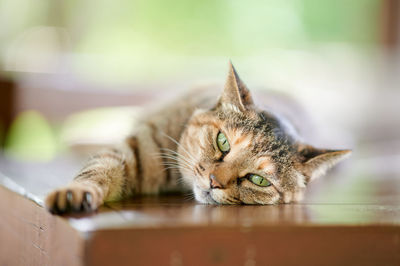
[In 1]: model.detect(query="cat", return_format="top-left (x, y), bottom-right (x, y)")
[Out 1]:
top-left (45, 62), bottom-right (351, 213)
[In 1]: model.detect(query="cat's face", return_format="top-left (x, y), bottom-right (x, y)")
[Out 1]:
top-left (178, 63), bottom-right (351, 205)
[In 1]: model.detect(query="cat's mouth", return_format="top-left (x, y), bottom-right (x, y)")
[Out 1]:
top-left (194, 185), bottom-right (219, 204)
top-left (203, 191), bottom-right (219, 204)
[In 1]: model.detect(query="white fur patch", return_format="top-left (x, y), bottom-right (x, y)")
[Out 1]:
top-left (295, 171), bottom-right (306, 188)
top-left (221, 103), bottom-right (241, 113)
top-left (309, 151), bottom-right (351, 182)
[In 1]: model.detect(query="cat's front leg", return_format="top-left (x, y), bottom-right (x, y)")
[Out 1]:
top-left (45, 137), bottom-right (140, 214)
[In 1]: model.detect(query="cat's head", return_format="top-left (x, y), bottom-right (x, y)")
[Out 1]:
top-left (178, 63), bottom-right (351, 204)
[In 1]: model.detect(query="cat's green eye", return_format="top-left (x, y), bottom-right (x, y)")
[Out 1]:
top-left (249, 174), bottom-right (271, 187)
top-left (217, 132), bottom-right (230, 152)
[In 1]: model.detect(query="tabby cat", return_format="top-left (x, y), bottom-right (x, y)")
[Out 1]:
top-left (45, 63), bottom-right (351, 213)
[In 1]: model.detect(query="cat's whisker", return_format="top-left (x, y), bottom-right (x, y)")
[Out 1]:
top-left (183, 194), bottom-right (195, 202)
top-left (162, 167), bottom-right (189, 174)
top-left (152, 152), bottom-right (192, 165)
top-left (159, 157), bottom-right (194, 171)
top-left (153, 149), bottom-right (196, 169)
top-left (160, 146), bottom-right (199, 175)
top-left (154, 150), bottom-right (193, 164)
top-left (158, 148), bottom-right (197, 167)
top-left (161, 163), bottom-right (194, 173)
top-left (161, 163), bottom-right (190, 170)
top-left (182, 190), bottom-right (195, 201)
top-left (155, 154), bottom-right (194, 167)
top-left (175, 177), bottom-right (187, 186)
top-left (154, 149), bottom-right (188, 160)
top-left (161, 164), bottom-right (180, 169)
top-left (159, 156), bottom-right (197, 177)
top-left (159, 132), bottom-right (197, 162)
top-left (161, 163), bottom-right (191, 170)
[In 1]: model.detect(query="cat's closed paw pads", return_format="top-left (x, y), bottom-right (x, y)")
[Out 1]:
top-left (45, 185), bottom-right (101, 214)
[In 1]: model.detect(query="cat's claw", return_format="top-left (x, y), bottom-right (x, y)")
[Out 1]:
top-left (45, 185), bottom-right (100, 214)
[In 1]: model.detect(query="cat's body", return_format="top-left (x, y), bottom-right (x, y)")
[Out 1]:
top-left (46, 63), bottom-right (350, 213)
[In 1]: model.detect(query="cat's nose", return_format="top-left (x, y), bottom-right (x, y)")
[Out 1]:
top-left (209, 174), bottom-right (223, 189)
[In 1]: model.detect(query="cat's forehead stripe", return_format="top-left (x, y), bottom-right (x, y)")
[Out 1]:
top-left (233, 134), bottom-right (247, 145)
top-left (229, 130), bottom-right (252, 147)
top-left (256, 156), bottom-right (275, 173)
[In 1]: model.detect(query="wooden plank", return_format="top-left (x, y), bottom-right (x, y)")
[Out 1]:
top-left (1, 180), bottom-right (400, 265)
top-left (1, 147), bottom-right (400, 265)
top-left (0, 186), bottom-right (84, 266)
top-left (86, 226), bottom-right (400, 266)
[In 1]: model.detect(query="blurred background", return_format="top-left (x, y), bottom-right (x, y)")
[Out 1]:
top-left (0, 0), bottom-right (399, 201)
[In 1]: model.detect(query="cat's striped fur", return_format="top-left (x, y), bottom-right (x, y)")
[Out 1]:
top-left (45, 63), bottom-right (351, 213)
top-left (45, 87), bottom-right (216, 213)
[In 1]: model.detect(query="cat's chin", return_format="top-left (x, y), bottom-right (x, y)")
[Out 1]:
top-left (193, 185), bottom-right (219, 204)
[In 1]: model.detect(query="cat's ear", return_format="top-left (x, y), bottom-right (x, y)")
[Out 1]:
top-left (296, 144), bottom-right (351, 183)
top-left (218, 62), bottom-right (254, 112)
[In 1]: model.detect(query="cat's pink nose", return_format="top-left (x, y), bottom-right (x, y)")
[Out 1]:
top-left (209, 174), bottom-right (223, 189)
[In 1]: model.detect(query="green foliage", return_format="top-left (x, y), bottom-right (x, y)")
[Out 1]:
top-left (73, 0), bottom-right (378, 55)
top-left (4, 111), bottom-right (58, 161)
top-left (301, 0), bottom-right (379, 43)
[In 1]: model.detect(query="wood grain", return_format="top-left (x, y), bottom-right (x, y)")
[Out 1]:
top-left (87, 226), bottom-right (400, 266)
top-left (0, 186), bottom-right (84, 266)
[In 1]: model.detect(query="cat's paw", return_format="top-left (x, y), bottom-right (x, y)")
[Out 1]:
top-left (45, 184), bottom-right (102, 214)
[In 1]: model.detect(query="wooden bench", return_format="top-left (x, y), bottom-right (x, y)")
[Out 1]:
top-left (1, 154), bottom-right (399, 266)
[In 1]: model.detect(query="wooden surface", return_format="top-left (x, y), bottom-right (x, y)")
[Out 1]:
top-left (1, 151), bottom-right (400, 266)
top-left (0, 186), bottom-right (84, 266)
